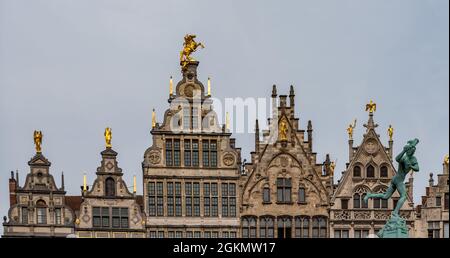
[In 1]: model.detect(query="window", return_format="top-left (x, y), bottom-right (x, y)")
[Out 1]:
top-left (176, 231), bottom-right (183, 238)
top-left (277, 217), bottom-right (292, 238)
top-left (353, 193), bottom-right (368, 209)
top-left (374, 198), bottom-right (388, 209)
top-left (166, 140), bottom-right (173, 166)
top-left (222, 183), bottom-right (236, 217)
top-left (192, 140), bottom-right (199, 166)
top-left (192, 107), bottom-right (199, 130)
top-left (277, 178), bottom-right (292, 203)
top-left (204, 183), bottom-right (218, 217)
top-left (428, 221), bottom-right (440, 238)
top-left (260, 217), bottom-right (274, 238)
top-left (148, 182), bottom-right (156, 216)
top-left (112, 208), bottom-right (129, 228)
top-left (184, 141), bottom-right (191, 166)
top-left (92, 207), bottom-right (110, 228)
top-left (183, 107), bottom-right (191, 130)
top-left (445, 193), bottom-right (449, 210)
top-left (175, 182), bottom-right (182, 216)
top-left (183, 106), bottom-right (200, 131)
top-left (380, 166), bottom-right (388, 178)
top-left (354, 229), bottom-right (369, 238)
top-left (298, 187), bottom-right (306, 203)
top-left (167, 183), bottom-right (174, 216)
top-left (157, 182), bottom-right (164, 216)
top-left (295, 216), bottom-right (310, 238)
top-left (444, 222), bottom-right (449, 238)
top-left (353, 166), bottom-right (361, 177)
top-left (185, 182), bottom-right (200, 216)
top-left (341, 199), bottom-right (349, 209)
top-left (334, 229), bottom-right (349, 238)
top-left (242, 217), bottom-right (257, 238)
top-left (204, 231), bottom-right (211, 238)
top-left (168, 231), bottom-right (175, 238)
top-left (436, 196), bottom-right (442, 207)
top-left (263, 187), bottom-right (271, 203)
top-left (157, 231), bottom-right (165, 238)
top-left (312, 216), bottom-right (327, 238)
top-left (149, 231), bottom-right (157, 238)
top-left (36, 200), bottom-right (47, 224)
top-left (55, 208), bottom-right (62, 225)
top-left (222, 232), bottom-right (229, 238)
top-left (212, 232), bottom-right (219, 238)
top-left (186, 231), bottom-right (193, 238)
top-left (173, 140), bottom-right (180, 166)
top-left (194, 231), bottom-right (201, 238)
top-left (21, 207), bottom-right (28, 224)
top-left (202, 140), bottom-right (218, 168)
top-left (105, 177), bottom-right (116, 197)
top-left (366, 165), bottom-right (375, 178)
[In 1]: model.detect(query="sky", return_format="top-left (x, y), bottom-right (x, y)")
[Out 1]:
top-left (0, 0), bottom-right (448, 235)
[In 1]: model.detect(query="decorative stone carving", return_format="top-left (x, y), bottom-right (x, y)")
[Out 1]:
top-left (364, 139), bottom-right (379, 154)
top-left (354, 211), bottom-right (371, 220)
top-left (148, 150), bottom-right (161, 165)
top-left (223, 153), bottom-right (235, 166)
top-left (374, 211), bottom-right (391, 220)
top-left (334, 210), bottom-right (351, 220)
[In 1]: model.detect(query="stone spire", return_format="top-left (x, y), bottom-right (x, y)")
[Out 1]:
top-left (255, 119), bottom-right (260, 154)
top-left (289, 85), bottom-right (295, 108)
top-left (307, 120), bottom-right (313, 151)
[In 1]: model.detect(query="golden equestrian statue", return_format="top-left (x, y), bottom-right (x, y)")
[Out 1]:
top-left (388, 125), bottom-right (394, 141)
top-left (104, 127), bottom-right (112, 148)
top-left (279, 118), bottom-right (288, 141)
top-left (365, 100), bottom-right (377, 113)
top-left (180, 34), bottom-right (205, 69)
top-left (33, 130), bottom-right (43, 153)
top-left (347, 119), bottom-right (357, 140)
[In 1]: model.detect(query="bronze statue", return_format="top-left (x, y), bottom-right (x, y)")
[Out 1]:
top-left (180, 34), bottom-right (204, 69)
top-left (347, 119), bottom-right (357, 140)
top-left (365, 100), bottom-right (377, 113)
top-left (104, 127), bottom-right (112, 148)
top-left (33, 130), bottom-right (43, 153)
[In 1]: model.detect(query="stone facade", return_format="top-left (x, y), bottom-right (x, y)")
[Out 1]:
top-left (330, 112), bottom-right (416, 238)
top-left (3, 152), bottom-right (75, 237)
top-left (414, 160), bottom-right (449, 238)
top-left (74, 147), bottom-right (146, 238)
top-left (142, 61), bottom-right (242, 238)
top-left (240, 86), bottom-right (333, 238)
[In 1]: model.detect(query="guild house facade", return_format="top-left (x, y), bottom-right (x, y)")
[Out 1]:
top-left (2, 36), bottom-right (449, 238)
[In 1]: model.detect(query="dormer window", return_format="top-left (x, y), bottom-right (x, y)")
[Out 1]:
top-left (366, 165), bottom-right (375, 178)
top-left (105, 177), bottom-right (116, 197)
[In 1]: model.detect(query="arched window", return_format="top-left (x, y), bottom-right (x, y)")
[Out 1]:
top-left (366, 165), bottom-right (375, 178)
top-left (277, 217), bottom-right (292, 238)
top-left (36, 200), bottom-right (47, 224)
top-left (263, 186), bottom-right (271, 203)
top-left (295, 216), bottom-right (310, 238)
top-left (259, 217), bottom-right (274, 238)
top-left (353, 193), bottom-right (368, 209)
top-left (373, 186), bottom-right (388, 209)
top-left (312, 216), bottom-right (327, 238)
top-left (380, 166), bottom-right (388, 178)
top-left (105, 177), bottom-right (116, 197)
top-left (242, 217), bottom-right (257, 238)
top-left (353, 166), bottom-right (361, 177)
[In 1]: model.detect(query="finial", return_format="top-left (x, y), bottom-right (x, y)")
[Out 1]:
top-left (169, 76), bottom-right (173, 96)
top-left (133, 175), bottom-right (137, 194)
top-left (225, 112), bottom-right (230, 131)
top-left (365, 100), bottom-right (377, 114)
top-left (180, 34), bottom-right (204, 70)
top-left (33, 130), bottom-right (43, 153)
top-left (83, 173), bottom-right (87, 192)
top-left (207, 77), bottom-right (211, 96)
top-left (289, 85), bottom-right (295, 96)
top-left (104, 127), bottom-right (112, 148)
top-left (388, 125), bottom-right (394, 141)
top-left (444, 154), bottom-right (449, 166)
top-left (272, 85), bottom-right (277, 98)
top-left (152, 109), bottom-right (156, 129)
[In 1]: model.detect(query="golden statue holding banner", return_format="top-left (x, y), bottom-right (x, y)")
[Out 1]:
top-left (33, 130), bottom-right (43, 153)
top-left (180, 34), bottom-right (204, 69)
top-left (104, 127), bottom-right (112, 148)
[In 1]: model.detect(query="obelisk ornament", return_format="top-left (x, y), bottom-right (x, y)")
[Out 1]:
top-left (33, 130), bottom-right (43, 153)
top-left (180, 34), bottom-right (205, 70)
top-left (364, 138), bottom-right (420, 238)
top-left (104, 127), bottom-right (112, 148)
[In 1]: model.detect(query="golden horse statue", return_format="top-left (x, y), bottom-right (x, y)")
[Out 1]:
top-left (33, 130), bottom-right (43, 153)
top-left (180, 34), bottom-right (205, 69)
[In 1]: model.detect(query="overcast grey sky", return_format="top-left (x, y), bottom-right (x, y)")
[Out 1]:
top-left (0, 0), bottom-right (448, 235)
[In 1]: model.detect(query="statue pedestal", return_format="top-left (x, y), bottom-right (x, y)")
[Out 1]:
top-left (377, 214), bottom-right (408, 238)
